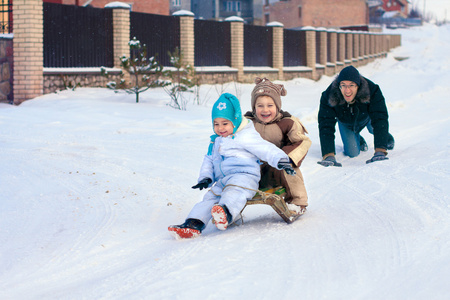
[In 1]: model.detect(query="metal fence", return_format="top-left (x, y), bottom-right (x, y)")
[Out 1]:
top-left (284, 29), bottom-right (306, 67)
top-left (0, 0), bottom-right (12, 34)
top-left (244, 24), bottom-right (272, 67)
top-left (130, 12), bottom-right (180, 67)
top-left (43, 3), bottom-right (114, 68)
top-left (194, 19), bottom-right (231, 67)
top-left (327, 31), bottom-right (333, 63)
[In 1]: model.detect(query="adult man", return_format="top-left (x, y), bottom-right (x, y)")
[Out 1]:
top-left (317, 66), bottom-right (394, 166)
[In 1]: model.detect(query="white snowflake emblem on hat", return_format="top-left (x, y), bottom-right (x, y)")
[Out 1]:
top-left (217, 102), bottom-right (227, 110)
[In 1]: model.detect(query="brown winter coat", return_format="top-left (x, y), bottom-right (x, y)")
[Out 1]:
top-left (245, 110), bottom-right (311, 206)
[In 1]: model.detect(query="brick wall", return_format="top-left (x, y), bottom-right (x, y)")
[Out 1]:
top-left (266, 0), bottom-right (368, 29)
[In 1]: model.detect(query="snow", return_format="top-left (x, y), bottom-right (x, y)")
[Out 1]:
top-left (104, 2), bottom-right (131, 10)
top-left (1, 23), bottom-right (449, 299)
top-left (172, 10), bottom-right (195, 17)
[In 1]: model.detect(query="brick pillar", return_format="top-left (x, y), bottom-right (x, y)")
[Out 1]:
top-left (177, 11), bottom-right (195, 66)
top-left (108, 4), bottom-right (130, 68)
top-left (13, 0), bottom-right (43, 105)
top-left (335, 30), bottom-right (345, 72)
top-left (359, 32), bottom-right (366, 65)
top-left (346, 32), bottom-right (353, 66)
top-left (303, 27), bottom-right (316, 79)
top-left (353, 32), bottom-right (359, 66)
top-left (379, 34), bottom-right (383, 56)
top-left (268, 22), bottom-right (284, 81)
top-left (378, 34), bottom-right (382, 56)
top-left (383, 34), bottom-right (388, 55)
top-left (318, 28), bottom-right (327, 66)
top-left (366, 32), bottom-right (372, 62)
top-left (338, 31), bottom-right (346, 63)
top-left (370, 33), bottom-right (376, 60)
top-left (328, 29), bottom-right (337, 65)
top-left (227, 17), bottom-right (244, 82)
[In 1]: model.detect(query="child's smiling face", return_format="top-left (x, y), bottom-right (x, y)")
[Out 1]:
top-left (213, 118), bottom-right (234, 137)
top-left (255, 96), bottom-right (277, 123)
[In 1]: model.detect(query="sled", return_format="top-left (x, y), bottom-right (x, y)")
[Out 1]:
top-left (244, 186), bottom-right (301, 224)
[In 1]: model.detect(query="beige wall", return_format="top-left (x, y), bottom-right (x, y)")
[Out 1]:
top-left (59, 0), bottom-right (170, 15)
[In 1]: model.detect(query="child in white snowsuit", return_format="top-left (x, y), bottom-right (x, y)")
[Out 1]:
top-left (169, 93), bottom-right (295, 239)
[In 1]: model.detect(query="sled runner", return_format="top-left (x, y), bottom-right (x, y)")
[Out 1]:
top-left (245, 186), bottom-right (301, 224)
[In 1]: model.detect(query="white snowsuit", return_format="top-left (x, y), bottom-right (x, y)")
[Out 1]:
top-left (187, 119), bottom-right (289, 224)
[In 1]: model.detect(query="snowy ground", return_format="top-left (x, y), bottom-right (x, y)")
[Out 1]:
top-left (1, 23), bottom-right (449, 299)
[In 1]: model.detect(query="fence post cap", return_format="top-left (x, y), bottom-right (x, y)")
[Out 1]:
top-left (104, 2), bottom-right (131, 9)
top-left (327, 28), bottom-right (338, 33)
top-left (172, 10), bottom-right (195, 17)
top-left (266, 21), bottom-right (284, 27)
top-left (316, 27), bottom-right (327, 31)
top-left (301, 26), bottom-right (316, 31)
top-left (225, 16), bottom-right (244, 22)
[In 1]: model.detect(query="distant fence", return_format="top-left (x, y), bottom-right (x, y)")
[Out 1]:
top-left (11, 1), bottom-right (401, 104)
top-left (370, 17), bottom-right (422, 27)
top-left (43, 3), bottom-right (114, 68)
top-left (194, 19), bottom-right (231, 67)
top-left (130, 12), bottom-right (180, 67)
top-left (244, 24), bottom-right (272, 67)
top-left (284, 29), bottom-right (306, 66)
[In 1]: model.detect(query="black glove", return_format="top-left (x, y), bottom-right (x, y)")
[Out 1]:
top-left (192, 178), bottom-right (212, 190)
top-left (277, 159), bottom-right (296, 176)
top-left (317, 156), bottom-right (342, 167)
top-left (366, 151), bottom-right (389, 164)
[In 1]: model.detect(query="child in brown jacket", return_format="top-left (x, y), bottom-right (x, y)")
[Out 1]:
top-left (245, 78), bottom-right (312, 215)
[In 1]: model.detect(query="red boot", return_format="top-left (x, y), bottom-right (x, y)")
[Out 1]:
top-left (168, 218), bottom-right (205, 239)
top-left (211, 205), bottom-right (232, 231)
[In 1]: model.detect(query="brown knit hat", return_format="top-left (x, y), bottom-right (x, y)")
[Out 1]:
top-left (251, 77), bottom-right (287, 112)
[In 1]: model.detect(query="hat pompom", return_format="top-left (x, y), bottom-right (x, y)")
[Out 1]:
top-left (251, 77), bottom-right (286, 112)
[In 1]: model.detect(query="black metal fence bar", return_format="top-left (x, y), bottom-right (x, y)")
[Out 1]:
top-left (194, 19), bottom-right (231, 67)
top-left (316, 31), bottom-right (321, 64)
top-left (130, 12), bottom-right (180, 67)
top-left (0, 0), bottom-right (12, 34)
top-left (244, 24), bottom-right (272, 67)
top-left (327, 32), bottom-right (331, 63)
top-left (43, 3), bottom-right (113, 68)
top-left (284, 29), bottom-right (306, 67)
top-left (337, 33), bottom-right (342, 61)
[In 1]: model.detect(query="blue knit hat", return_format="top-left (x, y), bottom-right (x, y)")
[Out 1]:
top-left (211, 93), bottom-right (242, 134)
top-left (337, 66), bottom-right (361, 86)
top-left (207, 93), bottom-right (243, 155)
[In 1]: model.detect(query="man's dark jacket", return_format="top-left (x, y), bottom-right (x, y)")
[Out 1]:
top-left (318, 76), bottom-right (390, 157)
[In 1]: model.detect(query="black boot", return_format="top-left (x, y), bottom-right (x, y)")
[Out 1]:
top-left (387, 134), bottom-right (395, 150)
top-left (168, 218), bottom-right (206, 239)
top-left (360, 136), bottom-right (368, 152)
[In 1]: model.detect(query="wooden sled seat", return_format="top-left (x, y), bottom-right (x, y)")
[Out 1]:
top-left (245, 186), bottom-right (301, 224)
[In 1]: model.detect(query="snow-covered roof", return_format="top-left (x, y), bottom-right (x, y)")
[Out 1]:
top-left (366, 0), bottom-right (383, 8)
